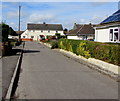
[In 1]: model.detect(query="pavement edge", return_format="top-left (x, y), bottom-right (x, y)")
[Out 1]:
top-left (4, 42), bottom-right (25, 100)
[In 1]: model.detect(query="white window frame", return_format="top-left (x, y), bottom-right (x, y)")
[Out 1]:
top-left (109, 27), bottom-right (120, 42)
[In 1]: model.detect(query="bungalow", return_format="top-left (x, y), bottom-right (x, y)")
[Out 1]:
top-left (21, 22), bottom-right (64, 41)
top-left (94, 9), bottom-right (120, 43)
top-left (67, 23), bottom-right (95, 40)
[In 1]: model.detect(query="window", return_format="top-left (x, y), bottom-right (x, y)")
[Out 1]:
top-left (48, 30), bottom-right (50, 33)
top-left (110, 33), bottom-right (113, 41)
top-left (114, 32), bottom-right (118, 41)
top-left (23, 36), bottom-right (26, 38)
top-left (110, 29), bottom-right (113, 41)
top-left (119, 28), bottom-right (120, 41)
top-left (114, 29), bottom-right (118, 31)
top-left (110, 29), bottom-right (113, 33)
top-left (31, 36), bottom-right (34, 38)
top-left (110, 28), bottom-right (119, 42)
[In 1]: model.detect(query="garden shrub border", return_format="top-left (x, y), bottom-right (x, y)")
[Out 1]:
top-left (56, 39), bottom-right (120, 66)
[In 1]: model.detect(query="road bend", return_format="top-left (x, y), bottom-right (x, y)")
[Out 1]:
top-left (15, 41), bottom-right (118, 99)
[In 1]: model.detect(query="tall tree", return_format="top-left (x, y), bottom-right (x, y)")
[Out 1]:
top-left (9, 27), bottom-right (17, 36)
top-left (0, 23), bottom-right (17, 42)
top-left (63, 28), bottom-right (68, 35)
top-left (1, 23), bottom-right (9, 42)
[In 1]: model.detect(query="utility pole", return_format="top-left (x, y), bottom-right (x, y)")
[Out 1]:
top-left (18, 5), bottom-right (21, 39)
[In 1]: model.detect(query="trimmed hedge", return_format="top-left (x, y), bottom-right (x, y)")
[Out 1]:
top-left (56, 39), bottom-right (120, 66)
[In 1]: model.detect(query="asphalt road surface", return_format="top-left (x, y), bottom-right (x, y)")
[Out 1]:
top-left (16, 41), bottom-right (118, 99)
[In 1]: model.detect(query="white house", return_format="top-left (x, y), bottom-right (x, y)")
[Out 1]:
top-left (21, 22), bottom-right (64, 41)
top-left (67, 23), bottom-right (95, 40)
top-left (94, 9), bottom-right (120, 43)
top-left (8, 31), bottom-right (24, 39)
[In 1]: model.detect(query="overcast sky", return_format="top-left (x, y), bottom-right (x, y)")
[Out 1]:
top-left (1, 1), bottom-right (119, 31)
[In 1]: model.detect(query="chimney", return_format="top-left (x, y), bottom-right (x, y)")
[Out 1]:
top-left (89, 23), bottom-right (92, 25)
top-left (43, 22), bottom-right (46, 24)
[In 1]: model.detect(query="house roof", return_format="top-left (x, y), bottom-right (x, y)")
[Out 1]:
top-left (100, 9), bottom-right (120, 24)
top-left (15, 31), bottom-right (24, 35)
top-left (95, 21), bottom-right (120, 28)
top-left (95, 10), bottom-right (120, 28)
top-left (27, 23), bottom-right (63, 31)
top-left (68, 24), bottom-right (95, 35)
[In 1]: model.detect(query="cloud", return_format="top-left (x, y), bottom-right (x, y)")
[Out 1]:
top-left (90, 16), bottom-right (107, 24)
top-left (2, 2), bottom-right (118, 31)
top-left (7, 11), bottom-right (18, 19)
top-left (1, 4), bottom-right (8, 9)
top-left (6, 9), bottom-right (28, 19)
top-left (28, 13), bottom-right (57, 23)
top-left (90, 2), bottom-right (110, 6)
top-left (8, 22), bottom-right (18, 30)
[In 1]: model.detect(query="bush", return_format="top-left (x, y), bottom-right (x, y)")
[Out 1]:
top-left (76, 42), bottom-right (91, 59)
top-left (58, 39), bottom-right (120, 66)
top-left (51, 41), bottom-right (59, 49)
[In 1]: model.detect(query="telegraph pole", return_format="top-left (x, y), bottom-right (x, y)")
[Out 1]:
top-left (18, 5), bottom-right (21, 39)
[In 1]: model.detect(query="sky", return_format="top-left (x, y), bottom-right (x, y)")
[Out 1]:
top-left (1, 1), bottom-right (120, 31)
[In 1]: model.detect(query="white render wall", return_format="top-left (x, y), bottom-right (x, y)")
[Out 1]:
top-left (21, 30), bottom-right (64, 40)
top-left (95, 28), bottom-right (109, 42)
top-left (67, 36), bottom-right (83, 40)
top-left (95, 27), bottom-right (120, 42)
top-left (67, 35), bottom-right (94, 40)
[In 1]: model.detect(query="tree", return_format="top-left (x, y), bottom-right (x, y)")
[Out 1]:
top-left (63, 28), bottom-right (68, 39)
top-left (9, 27), bottom-right (17, 36)
top-left (63, 28), bottom-right (68, 35)
top-left (55, 33), bottom-right (61, 39)
top-left (0, 23), bottom-right (17, 42)
top-left (1, 23), bottom-right (9, 42)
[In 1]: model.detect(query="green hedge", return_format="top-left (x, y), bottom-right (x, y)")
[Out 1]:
top-left (56, 39), bottom-right (120, 66)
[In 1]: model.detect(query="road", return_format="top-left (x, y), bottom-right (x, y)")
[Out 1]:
top-left (16, 41), bottom-right (118, 99)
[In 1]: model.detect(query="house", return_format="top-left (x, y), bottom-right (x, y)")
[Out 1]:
top-left (16, 31), bottom-right (25, 35)
top-left (67, 23), bottom-right (95, 40)
top-left (8, 35), bottom-right (19, 39)
top-left (21, 22), bottom-right (64, 41)
top-left (94, 9), bottom-right (120, 43)
top-left (8, 31), bottom-right (24, 39)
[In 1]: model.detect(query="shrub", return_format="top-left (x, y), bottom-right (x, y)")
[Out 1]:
top-left (76, 42), bottom-right (91, 59)
top-left (58, 39), bottom-right (120, 66)
top-left (51, 41), bottom-right (59, 49)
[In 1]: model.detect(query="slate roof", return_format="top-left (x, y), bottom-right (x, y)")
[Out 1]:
top-left (27, 23), bottom-right (63, 31)
top-left (68, 24), bottom-right (95, 35)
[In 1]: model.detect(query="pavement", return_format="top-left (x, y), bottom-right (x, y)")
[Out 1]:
top-left (0, 58), bottom-right (2, 101)
top-left (1, 45), bottom-right (23, 99)
top-left (16, 41), bottom-right (118, 99)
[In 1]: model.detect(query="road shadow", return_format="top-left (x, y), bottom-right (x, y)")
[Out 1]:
top-left (5, 49), bottom-right (21, 56)
top-left (23, 50), bottom-right (40, 53)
